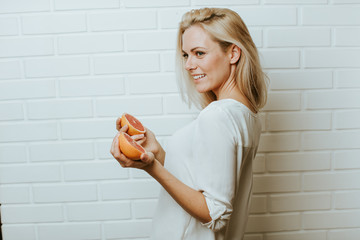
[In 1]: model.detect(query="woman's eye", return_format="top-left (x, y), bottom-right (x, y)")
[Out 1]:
top-left (182, 53), bottom-right (188, 58)
top-left (196, 51), bottom-right (205, 57)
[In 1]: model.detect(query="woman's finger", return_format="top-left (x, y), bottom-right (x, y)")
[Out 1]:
top-left (131, 134), bottom-right (144, 141)
top-left (116, 117), bottom-right (121, 131)
top-left (136, 137), bottom-right (146, 145)
top-left (119, 124), bottom-right (129, 133)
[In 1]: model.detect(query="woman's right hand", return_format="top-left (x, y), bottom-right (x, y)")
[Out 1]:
top-left (115, 117), bottom-right (166, 165)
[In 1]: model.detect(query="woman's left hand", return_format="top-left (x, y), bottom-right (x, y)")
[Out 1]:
top-left (110, 124), bottom-right (156, 170)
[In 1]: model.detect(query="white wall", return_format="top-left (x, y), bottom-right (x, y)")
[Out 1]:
top-left (0, 0), bottom-right (360, 239)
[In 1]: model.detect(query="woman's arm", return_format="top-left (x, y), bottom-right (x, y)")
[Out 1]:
top-left (110, 130), bottom-right (211, 223)
top-left (143, 156), bottom-right (212, 224)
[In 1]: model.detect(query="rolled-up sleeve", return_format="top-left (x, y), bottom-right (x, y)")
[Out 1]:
top-left (192, 106), bottom-right (241, 232)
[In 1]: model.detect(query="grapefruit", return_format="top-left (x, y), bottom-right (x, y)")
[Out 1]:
top-left (120, 113), bottom-right (146, 136)
top-left (118, 132), bottom-right (145, 160)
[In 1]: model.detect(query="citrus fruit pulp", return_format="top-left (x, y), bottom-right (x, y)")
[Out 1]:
top-left (118, 132), bottom-right (145, 160)
top-left (120, 113), bottom-right (146, 136)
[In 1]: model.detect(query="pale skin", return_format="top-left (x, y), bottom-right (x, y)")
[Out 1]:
top-left (110, 25), bottom-right (254, 225)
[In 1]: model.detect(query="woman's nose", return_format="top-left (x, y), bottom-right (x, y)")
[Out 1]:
top-left (185, 56), bottom-right (196, 71)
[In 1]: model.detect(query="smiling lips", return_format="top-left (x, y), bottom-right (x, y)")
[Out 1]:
top-left (193, 74), bottom-right (206, 80)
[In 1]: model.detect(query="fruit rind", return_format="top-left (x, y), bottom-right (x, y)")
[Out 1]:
top-left (118, 132), bottom-right (145, 160)
top-left (120, 113), bottom-right (146, 136)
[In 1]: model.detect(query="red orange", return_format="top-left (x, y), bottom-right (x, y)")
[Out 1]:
top-left (118, 132), bottom-right (145, 160)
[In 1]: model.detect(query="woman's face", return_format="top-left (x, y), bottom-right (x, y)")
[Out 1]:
top-left (182, 25), bottom-right (233, 94)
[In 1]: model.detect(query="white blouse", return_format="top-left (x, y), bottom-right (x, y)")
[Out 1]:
top-left (150, 99), bottom-right (262, 240)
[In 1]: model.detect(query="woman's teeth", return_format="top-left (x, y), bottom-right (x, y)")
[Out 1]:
top-left (194, 74), bottom-right (205, 80)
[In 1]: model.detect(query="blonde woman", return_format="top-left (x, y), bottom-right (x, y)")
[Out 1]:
top-left (111, 8), bottom-right (267, 240)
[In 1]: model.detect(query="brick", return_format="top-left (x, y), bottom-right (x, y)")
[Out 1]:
top-left (159, 8), bottom-right (190, 29)
top-left (302, 131), bottom-right (360, 150)
top-left (54, 0), bottom-right (119, 10)
top-left (0, 102), bottom-right (24, 121)
top-left (94, 53), bottom-right (159, 75)
top-left (260, 50), bottom-right (300, 69)
top-left (305, 49), bottom-right (360, 68)
top-left (0, 164), bottom-right (61, 183)
top-left (0, 185), bottom-right (30, 203)
top-left (61, 119), bottom-right (113, 139)
top-left (262, 92), bottom-right (302, 111)
top-left (195, 0), bottom-right (258, 4)
top-left (0, 145), bottom-right (27, 163)
top-left (30, 141), bottom-right (94, 162)
top-left (266, 231), bottom-right (327, 240)
top-left (0, 37), bottom-right (53, 58)
top-left (267, 28), bottom-right (330, 47)
top-left (1, 205), bottom-right (63, 223)
top-left (303, 210), bottom-right (360, 229)
top-left (0, 61), bottom-right (21, 79)
top-left (0, 0), bottom-right (50, 13)
top-left (236, 7), bottom-right (297, 26)
top-left (38, 223), bottom-right (101, 240)
top-left (1, 225), bottom-right (36, 240)
top-left (67, 202), bottom-right (130, 221)
top-left (161, 52), bottom-right (176, 71)
top-left (269, 193), bottom-right (331, 212)
top-left (96, 96), bottom-right (163, 117)
top-left (25, 57), bottom-right (89, 78)
top-left (129, 73), bottom-right (178, 94)
top-left (132, 200), bottom-right (158, 219)
top-left (101, 180), bottom-right (160, 200)
top-left (22, 13), bottom-right (86, 34)
top-left (329, 229), bottom-right (360, 240)
top-left (33, 183), bottom-right (97, 203)
top-left (63, 161), bottom-right (129, 181)
top-left (249, 195), bottom-right (267, 214)
top-left (335, 28), bottom-right (360, 46)
top-left (89, 11), bottom-right (156, 31)
top-left (334, 150), bottom-right (360, 169)
top-left (302, 6), bottom-right (360, 25)
top-left (258, 133), bottom-right (300, 153)
top-left (267, 152), bottom-right (331, 172)
top-left (253, 154), bottom-right (266, 173)
top-left (164, 95), bottom-right (200, 114)
top-left (243, 235), bottom-right (263, 240)
top-left (335, 110), bottom-right (360, 129)
top-left (268, 112), bottom-right (331, 131)
top-left (306, 90), bottom-right (360, 109)
top-left (0, 80), bottom-right (56, 100)
top-left (246, 213), bottom-right (301, 232)
top-left (59, 77), bottom-right (125, 97)
top-left (130, 167), bottom-right (152, 179)
top-left (303, 172), bottom-right (360, 191)
top-left (124, 0), bottom-right (190, 7)
top-left (0, 122), bottom-right (58, 142)
top-left (28, 99), bottom-right (93, 119)
top-left (104, 221), bottom-right (152, 239)
top-left (249, 28), bottom-right (263, 47)
top-left (265, 0), bottom-right (327, 3)
top-left (268, 71), bottom-right (332, 90)
top-left (253, 174), bottom-right (301, 193)
top-left (58, 33), bottom-right (124, 54)
top-left (95, 140), bottom-right (114, 159)
top-left (335, 191), bottom-right (360, 209)
top-left (336, 70), bottom-right (360, 88)
top-left (0, 17), bottom-right (19, 36)
top-left (127, 31), bottom-right (177, 51)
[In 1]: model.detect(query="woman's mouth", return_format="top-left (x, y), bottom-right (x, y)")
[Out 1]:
top-left (193, 74), bottom-right (206, 81)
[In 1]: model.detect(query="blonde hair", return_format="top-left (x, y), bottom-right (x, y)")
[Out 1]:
top-left (176, 8), bottom-right (268, 112)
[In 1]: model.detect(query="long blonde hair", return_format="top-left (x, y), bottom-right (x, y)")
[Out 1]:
top-left (176, 8), bottom-right (268, 112)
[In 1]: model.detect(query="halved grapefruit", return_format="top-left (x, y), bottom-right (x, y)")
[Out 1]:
top-left (118, 132), bottom-right (145, 160)
top-left (120, 113), bottom-right (146, 136)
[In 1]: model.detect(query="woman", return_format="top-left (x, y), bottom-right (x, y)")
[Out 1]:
top-left (111, 8), bottom-right (267, 240)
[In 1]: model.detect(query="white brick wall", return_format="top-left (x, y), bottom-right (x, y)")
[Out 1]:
top-left (0, 1), bottom-right (359, 240)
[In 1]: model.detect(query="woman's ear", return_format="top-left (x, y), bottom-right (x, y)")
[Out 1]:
top-left (229, 44), bottom-right (241, 64)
